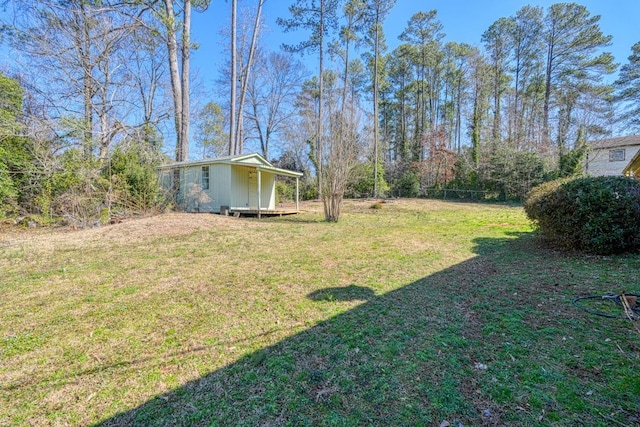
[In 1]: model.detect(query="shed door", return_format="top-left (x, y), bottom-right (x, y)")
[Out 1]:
top-left (248, 169), bottom-right (258, 209)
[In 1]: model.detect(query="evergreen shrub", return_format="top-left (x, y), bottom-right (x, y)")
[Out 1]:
top-left (275, 180), bottom-right (294, 203)
top-left (345, 162), bottom-right (389, 198)
top-left (393, 170), bottom-right (420, 198)
top-left (300, 180), bottom-right (318, 200)
top-left (524, 176), bottom-right (640, 254)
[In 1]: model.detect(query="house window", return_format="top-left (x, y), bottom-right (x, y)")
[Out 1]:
top-left (609, 149), bottom-right (625, 162)
top-left (201, 166), bottom-right (210, 190)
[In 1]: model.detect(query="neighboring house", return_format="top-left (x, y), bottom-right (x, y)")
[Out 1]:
top-left (585, 135), bottom-right (640, 177)
top-left (158, 153), bottom-right (303, 215)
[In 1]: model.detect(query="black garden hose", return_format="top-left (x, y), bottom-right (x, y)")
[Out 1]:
top-left (572, 293), bottom-right (640, 319)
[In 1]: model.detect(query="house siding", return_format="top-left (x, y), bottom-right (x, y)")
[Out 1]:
top-left (586, 146), bottom-right (640, 176)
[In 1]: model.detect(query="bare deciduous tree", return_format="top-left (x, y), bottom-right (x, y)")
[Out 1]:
top-left (234, 0), bottom-right (264, 155)
top-left (245, 51), bottom-right (308, 159)
top-left (322, 92), bottom-right (363, 222)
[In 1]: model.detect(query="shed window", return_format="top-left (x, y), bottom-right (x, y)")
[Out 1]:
top-left (609, 149), bottom-right (625, 162)
top-left (201, 166), bottom-right (210, 190)
top-left (172, 169), bottom-right (180, 192)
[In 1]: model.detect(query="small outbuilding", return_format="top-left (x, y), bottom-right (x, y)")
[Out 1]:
top-left (158, 153), bottom-right (303, 215)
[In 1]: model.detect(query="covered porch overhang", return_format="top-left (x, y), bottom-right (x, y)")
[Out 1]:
top-left (235, 163), bottom-right (303, 218)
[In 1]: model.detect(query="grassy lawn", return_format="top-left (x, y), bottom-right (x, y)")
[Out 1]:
top-left (1, 199), bottom-right (638, 426)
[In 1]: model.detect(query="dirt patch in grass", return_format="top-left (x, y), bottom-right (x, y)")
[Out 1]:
top-left (1, 212), bottom-right (259, 248)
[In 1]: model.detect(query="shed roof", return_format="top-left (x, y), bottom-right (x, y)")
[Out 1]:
top-left (157, 153), bottom-right (303, 178)
top-left (590, 135), bottom-right (640, 149)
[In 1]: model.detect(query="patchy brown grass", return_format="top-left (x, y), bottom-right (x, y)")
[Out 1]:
top-left (1, 199), bottom-right (638, 426)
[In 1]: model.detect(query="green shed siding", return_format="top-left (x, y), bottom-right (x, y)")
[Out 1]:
top-left (261, 172), bottom-right (276, 210)
top-left (229, 166), bottom-right (276, 210)
top-left (230, 165), bottom-right (249, 209)
top-left (212, 163), bottom-right (231, 212)
top-left (178, 166), bottom-right (214, 212)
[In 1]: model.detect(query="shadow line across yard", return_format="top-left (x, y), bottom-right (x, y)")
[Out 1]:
top-left (96, 234), bottom-right (638, 426)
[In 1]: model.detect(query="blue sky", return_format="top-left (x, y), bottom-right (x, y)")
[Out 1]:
top-left (191, 0), bottom-right (640, 94)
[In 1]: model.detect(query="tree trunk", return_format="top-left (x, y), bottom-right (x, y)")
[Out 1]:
top-left (456, 73), bottom-right (462, 152)
top-left (513, 53), bottom-right (521, 147)
top-left (179, 0), bottom-right (191, 162)
top-left (543, 35), bottom-right (553, 148)
top-left (80, 2), bottom-right (93, 158)
top-left (98, 57), bottom-right (110, 161)
top-left (492, 62), bottom-right (501, 144)
top-left (236, 0), bottom-right (263, 156)
top-left (472, 75), bottom-right (482, 167)
top-left (317, 0), bottom-right (325, 197)
top-left (400, 71), bottom-right (406, 159)
top-left (163, 0), bottom-right (183, 162)
top-left (373, 11), bottom-right (380, 198)
top-left (229, 0), bottom-right (237, 155)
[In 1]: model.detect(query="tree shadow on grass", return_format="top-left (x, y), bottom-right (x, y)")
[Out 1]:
top-left (95, 233), bottom-right (622, 426)
top-left (94, 236), bottom-right (517, 426)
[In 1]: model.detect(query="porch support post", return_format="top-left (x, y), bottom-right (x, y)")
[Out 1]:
top-left (257, 168), bottom-right (262, 219)
top-left (296, 177), bottom-right (299, 211)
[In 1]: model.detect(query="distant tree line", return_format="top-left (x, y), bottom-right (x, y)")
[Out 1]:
top-left (1, 1), bottom-right (639, 224)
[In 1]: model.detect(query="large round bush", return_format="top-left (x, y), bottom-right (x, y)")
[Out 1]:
top-left (524, 176), bottom-right (640, 254)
